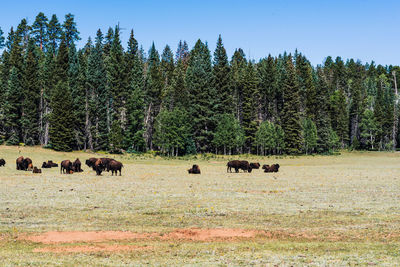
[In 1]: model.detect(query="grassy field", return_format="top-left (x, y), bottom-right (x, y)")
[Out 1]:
top-left (1, 146), bottom-right (400, 266)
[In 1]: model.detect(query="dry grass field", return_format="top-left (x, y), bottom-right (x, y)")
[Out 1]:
top-left (1, 145), bottom-right (400, 266)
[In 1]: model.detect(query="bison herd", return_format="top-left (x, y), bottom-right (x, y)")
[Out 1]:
top-left (6, 155), bottom-right (279, 177)
top-left (186, 160), bottom-right (280, 175)
top-left (225, 160), bottom-right (279, 173)
top-left (12, 156), bottom-right (123, 176)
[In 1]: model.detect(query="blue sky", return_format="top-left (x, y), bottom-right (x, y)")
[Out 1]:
top-left (0, 0), bottom-right (398, 66)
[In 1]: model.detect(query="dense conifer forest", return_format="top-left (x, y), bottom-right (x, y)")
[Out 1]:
top-left (0, 13), bottom-right (399, 155)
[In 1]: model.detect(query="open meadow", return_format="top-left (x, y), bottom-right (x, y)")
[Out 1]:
top-left (1, 146), bottom-right (400, 265)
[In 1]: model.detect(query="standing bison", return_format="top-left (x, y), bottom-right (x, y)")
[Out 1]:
top-left (188, 164), bottom-right (201, 174)
top-left (227, 160), bottom-right (252, 173)
top-left (72, 158), bottom-right (83, 172)
top-left (86, 158), bottom-right (98, 170)
top-left (60, 160), bottom-right (73, 174)
top-left (94, 159), bottom-right (104, 176)
top-left (16, 156), bottom-right (33, 171)
top-left (108, 160), bottom-right (123, 176)
top-left (100, 158), bottom-right (114, 171)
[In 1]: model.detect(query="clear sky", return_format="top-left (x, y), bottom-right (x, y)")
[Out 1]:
top-left (0, 0), bottom-right (399, 66)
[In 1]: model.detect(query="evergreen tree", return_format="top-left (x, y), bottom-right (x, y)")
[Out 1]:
top-left (87, 29), bottom-right (109, 150)
top-left (296, 53), bottom-right (316, 119)
top-left (21, 39), bottom-right (40, 145)
top-left (107, 26), bottom-right (126, 125)
top-left (242, 62), bottom-right (258, 153)
top-left (315, 68), bottom-right (333, 153)
top-left (231, 49), bottom-right (247, 122)
top-left (109, 119), bottom-right (124, 153)
top-left (31, 12), bottom-right (48, 50)
top-left (39, 45), bottom-right (56, 145)
top-left (144, 42), bottom-right (163, 149)
top-left (281, 55), bottom-right (303, 154)
top-left (185, 40), bottom-right (215, 152)
top-left (213, 35), bottom-right (232, 115)
top-left (124, 30), bottom-right (145, 151)
top-left (258, 55), bottom-right (278, 121)
top-left (0, 27), bottom-right (5, 49)
top-left (4, 67), bottom-right (22, 144)
top-left (47, 14), bottom-right (62, 51)
top-left (49, 81), bottom-right (74, 151)
top-left (62, 13), bottom-right (80, 47)
top-left (69, 43), bottom-right (86, 149)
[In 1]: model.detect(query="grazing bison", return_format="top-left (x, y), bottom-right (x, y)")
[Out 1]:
top-left (108, 160), bottom-right (123, 176)
top-left (32, 167), bottom-right (42, 173)
top-left (16, 157), bottom-right (32, 171)
top-left (60, 160), bottom-right (73, 174)
top-left (227, 160), bottom-right (252, 173)
top-left (250, 162), bottom-right (260, 169)
top-left (86, 158), bottom-right (98, 169)
top-left (188, 164), bottom-right (201, 174)
top-left (263, 164), bottom-right (280, 173)
top-left (0, 158), bottom-right (5, 167)
top-left (72, 158), bottom-right (83, 172)
top-left (94, 159), bottom-right (104, 175)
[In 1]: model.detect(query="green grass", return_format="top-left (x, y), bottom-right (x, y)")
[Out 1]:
top-left (1, 145), bottom-right (400, 265)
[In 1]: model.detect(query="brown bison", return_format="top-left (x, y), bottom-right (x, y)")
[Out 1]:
top-left (188, 164), bottom-right (201, 174)
top-left (250, 162), bottom-right (260, 169)
top-left (32, 167), bottom-right (42, 173)
top-left (86, 158), bottom-right (98, 169)
top-left (263, 164), bottom-right (280, 173)
top-left (60, 160), bottom-right (73, 174)
top-left (42, 160), bottom-right (58, 168)
top-left (72, 158), bottom-right (83, 172)
top-left (94, 159), bottom-right (104, 175)
top-left (108, 160), bottom-right (123, 176)
top-left (100, 158), bottom-right (114, 171)
top-left (227, 160), bottom-right (252, 173)
top-left (0, 159), bottom-right (5, 167)
top-left (16, 156), bottom-right (33, 171)
top-left (42, 162), bottom-right (51, 168)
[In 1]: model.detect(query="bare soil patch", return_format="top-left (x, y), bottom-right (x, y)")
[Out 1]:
top-left (33, 244), bottom-right (151, 253)
top-left (21, 228), bottom-right (262, 244)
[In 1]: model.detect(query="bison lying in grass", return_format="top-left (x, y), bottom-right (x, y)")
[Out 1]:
top-left (188, 164), bottom-right (201, 174)
top-left (42, 160), bottom-right (58, 168)
top-left (250, 162), bottom-right (260, 169)
top-left (262, 164), bottom-right (280, 173)
top-left (0, 159), bottom-right (5, 167)
top-left (32, 167), bottom-right (42, 173)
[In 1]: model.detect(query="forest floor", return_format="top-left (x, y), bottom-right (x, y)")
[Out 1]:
top-left (1, 146), bottom-right (400, 266)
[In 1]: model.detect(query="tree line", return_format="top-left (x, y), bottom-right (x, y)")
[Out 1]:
top-left (0, 13), bottom-right (399, 155)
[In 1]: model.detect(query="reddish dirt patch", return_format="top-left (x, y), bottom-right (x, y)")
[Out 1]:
top-left (21, 228), bottom-right (262, 244)
top-left (33, 244), bottom-right (151, 253)
top-left (22, 231), bottom-right (156, 244)
top-left (161, 228), bottom-right (260, 241)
